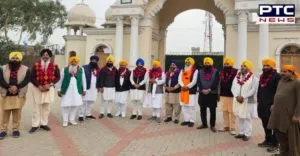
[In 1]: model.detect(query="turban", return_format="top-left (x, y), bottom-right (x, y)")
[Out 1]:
top-left (40, 49), bottom-right (53, 57)
top-left (282, 64), bottom-right (300, 78)
top-left (242, 60), bottom-right (253, 70)
top-left (106, 55), bottom-right (115, 63)
top-left (90, 55), bottom-right (99, 62)
top-left (69, 51), bottom-right (77, 57)
top-left (136, 58), bottom-right (145, 66)
top-left (69, 56), bottom-right (80, 64)
top-left (262, 58), bottom-right (276, 68)
top-left (224, 57), bottom-right (234, 66)
top-left (9, 51), bottom-right (23, 61)
top-left (203, 57), bottom-right (214, 65)
top-left (185, 57), bottom-right (195, 65)
top-left (119, 60), bottom-right (128, 66)
top-left (152, 60), bottom-right (161, 67)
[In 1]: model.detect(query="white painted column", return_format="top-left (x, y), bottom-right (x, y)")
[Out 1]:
top-left (258, 24), bottom-right (269, 68)
top-left (237, 11), bottom-right (248, 67)
top-left (130, 16), bottom-right (140, 68)
top-left (115, 16), bottom-right (124, 65)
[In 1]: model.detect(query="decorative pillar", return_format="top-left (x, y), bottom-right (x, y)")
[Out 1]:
top-left (258, 24), bottom-right (269, 69)
top-left (237, 11), bottom-right (248, 67)
top-left (130, 16), bottom-right (140, 68)
top-left (115, 16), bottom-right (124, 65)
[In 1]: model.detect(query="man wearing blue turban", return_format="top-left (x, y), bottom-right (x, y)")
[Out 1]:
top-left (129, 58), bottom-right (147, 120)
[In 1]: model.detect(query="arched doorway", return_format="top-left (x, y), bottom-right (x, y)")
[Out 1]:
top-left (280, 44), bottom-right (300, 70)
top-left (94, 44), bottom-right (111, 68)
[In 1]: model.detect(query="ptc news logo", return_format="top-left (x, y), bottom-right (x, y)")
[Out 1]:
top-left (256, 4), bottom-right (295, 24)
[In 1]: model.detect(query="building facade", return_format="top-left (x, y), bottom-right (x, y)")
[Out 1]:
top-left (57, 0), bottom-right (300, 73)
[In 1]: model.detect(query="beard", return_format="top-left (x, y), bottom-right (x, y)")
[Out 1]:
top-left (69, 65), bottom-right (78, 74)
top-left (9, 61), bottom-right (21, 71)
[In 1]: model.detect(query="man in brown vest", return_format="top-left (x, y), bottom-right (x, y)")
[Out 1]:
top-left (0, 52), bottom-right (30, 139)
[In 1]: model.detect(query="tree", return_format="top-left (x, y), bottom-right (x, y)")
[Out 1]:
top-left (0, 0), bottom-right (67, 45)
top-left (0, 37), bottom-right (22, 65)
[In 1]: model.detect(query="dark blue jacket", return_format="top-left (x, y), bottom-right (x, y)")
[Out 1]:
top-left (83, 64), bottom-right (100, 90)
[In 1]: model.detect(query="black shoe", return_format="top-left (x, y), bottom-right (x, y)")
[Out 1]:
top-left (12, 130), bottom-right (20, 138)
top-left (107, 114), bottom-right (113, 118)
top-left (40, 125), bottom-right (51, 131)
top-left (174, 120), bottom-right (179, 124)
top-left (130, 115), bottom-right (137, 119)
top-left (137, 115), bottom-right (142, 120)
top-left (210, 127), bottom-right (217, 133)
top-left (243, 136), bottom-right (250, 141)
top-left (99, 114), bottom-right (104, 119)
top-left (181, 122), bottom-right (190, 126)
top-left (188, 122), bottom-right (194, 127)
top-left (78, 117), bottom-right (84, 122)
top-left (0, 132), bottom-right (7, 140)
top-left (267, 146), bottom-right (279, 153)
top-left (164, 117), bottom-right (172, 123)
top-left (86, 115), bottom-right (96, 120)
top-left (29, 127), bottom-right (39, 133)
top-left (148, 116), bottom-right (156, 120)
top-left (258, 140), bottom-right (271, 148)
top-left (197, 125), bottom-right (208, 129)
top-left (235, 134), bottom-right (245, 139)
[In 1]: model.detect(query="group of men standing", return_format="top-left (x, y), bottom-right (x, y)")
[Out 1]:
top-left (0, 49), bottom-right (299, 156)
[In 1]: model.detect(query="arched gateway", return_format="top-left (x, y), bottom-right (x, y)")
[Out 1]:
top-left (60, 0), bottom-right (300, 73)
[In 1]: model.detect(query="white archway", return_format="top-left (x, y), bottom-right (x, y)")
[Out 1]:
top-left (275, 41), bottom-right (300, 70)
top-left (93, 42), bottom-right (113, 67)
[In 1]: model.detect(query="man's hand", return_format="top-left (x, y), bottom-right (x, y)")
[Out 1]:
top-left (236, 96), bottom-right (244, 104)
top-left (202, 89), bottom-right (211, 95)
top-left (181, 86), bottom-right (189, 91)
top-left (9, 86), bottom-right (18, 94)
top-left (43, 84), bottom-right (51, 90)
top-left (149, 78), bottom-right (156, 84)
top-left (99, 88), bottom-right (104, 93)
top-left (134, 84), bottom-right (140, 89)
top-left (169, 87), bottom-right (175, 91)
top-left (292, 116), bottom-right (299, 124)
top-left (39, 85), bottom-right (46, 92)
top-left (82, 91), bottom-right (86, 96)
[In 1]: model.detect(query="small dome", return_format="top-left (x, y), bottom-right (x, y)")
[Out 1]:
top-left (67, 3), bottom-right (96, 27)
top-left (105, 7), bottom-right (113, 21)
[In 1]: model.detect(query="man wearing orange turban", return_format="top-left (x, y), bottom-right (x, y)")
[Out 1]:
top-left (219, 57), bottom-right (238, 135)
top-left (57, 56), bottom-right (87, 127)
top-left (115, 60), bottom-right (131, 118)
top-left (257, 58), bottom-right (281, 152)
top-left (0, 52), bottom-right (30, 139)
top-left (231, 60), bottom-right (259, 141)
top-left (179, 57), bottom-right (198, 127)
top-left (197, 57), bottom-right (220, 132)
top-left (268, 64), bottom-right (300, 156)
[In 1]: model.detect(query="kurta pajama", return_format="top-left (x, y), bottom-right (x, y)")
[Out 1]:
top-left (268, 79), bottom-right (300, 156)
top-left (165, 69), bottom-right (181, 120)
top-left (56, 67), bottom-right (86, 123)
top-left (143, 72), bottom-right (166, 118)
top-left (179, 69), bottom-right (198, 123)
top-left (30, 60), bottom-right (60, 127)
top-left (80, 65), bottom-right (100, 118)
top-left (115, 69), bottom-right (131, 117)
top-left (231, 73), bottom-right (258, 137)
top-left (0, 65), bottom-right (30, 132)
top-left (130, 68), bottom-right (147, 116)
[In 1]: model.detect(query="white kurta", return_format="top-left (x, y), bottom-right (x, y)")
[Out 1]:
top-left (231, 73), bottom-right (258, 119)
top-left (143, 72), bottom-right (166, 109)
top-left (178, 70), bottom-right (199, 106)
top-left (84, 74), bottom-right (98, 102)
top-left (56, 67), bottom-right (87, 107)
top-left (130, 71), bottom-right (147, 101)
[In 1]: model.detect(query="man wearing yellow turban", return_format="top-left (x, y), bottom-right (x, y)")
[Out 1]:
top-left (115, 59), bottom-right (131, 118)
top-left (79, 55), bottom-right (100, 121)
top-left (144, 60), bottom-right (166, 123)
top-left (219, 57), bottom-right (238, 135)
top-left (257, 58), bottom-right (281, 152)
top-left (0, 51), bottom-right (30, 139)
top-left (268, 64), bottom-right (300, 156)
top-left (97, 55), bottom-right (118, 119)
top-left (57, 56), bottom-right (86, 127)
top-left (197, 57), bottom-right (220, 132)
top-left (231, 60), bottom-right (258, 141)
top-left (179, 57), bottom-right (198, 127)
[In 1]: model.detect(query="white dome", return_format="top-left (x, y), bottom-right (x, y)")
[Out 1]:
top-left (67, 3), bottom-right (96, 27)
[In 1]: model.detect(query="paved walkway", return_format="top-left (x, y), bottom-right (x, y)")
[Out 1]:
top-left (0, 85), bottom-right (274, 156)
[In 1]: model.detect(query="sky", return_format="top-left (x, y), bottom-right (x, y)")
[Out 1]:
top-left (15, 0), bottom-right (225, 53)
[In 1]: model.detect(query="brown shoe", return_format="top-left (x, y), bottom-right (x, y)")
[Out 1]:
top-left (197, 125), bottom-right (208, 129)
top-left (218, 127), bottom-right (230, 132)
top-left (211, 127), bottom-right (217, 133)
